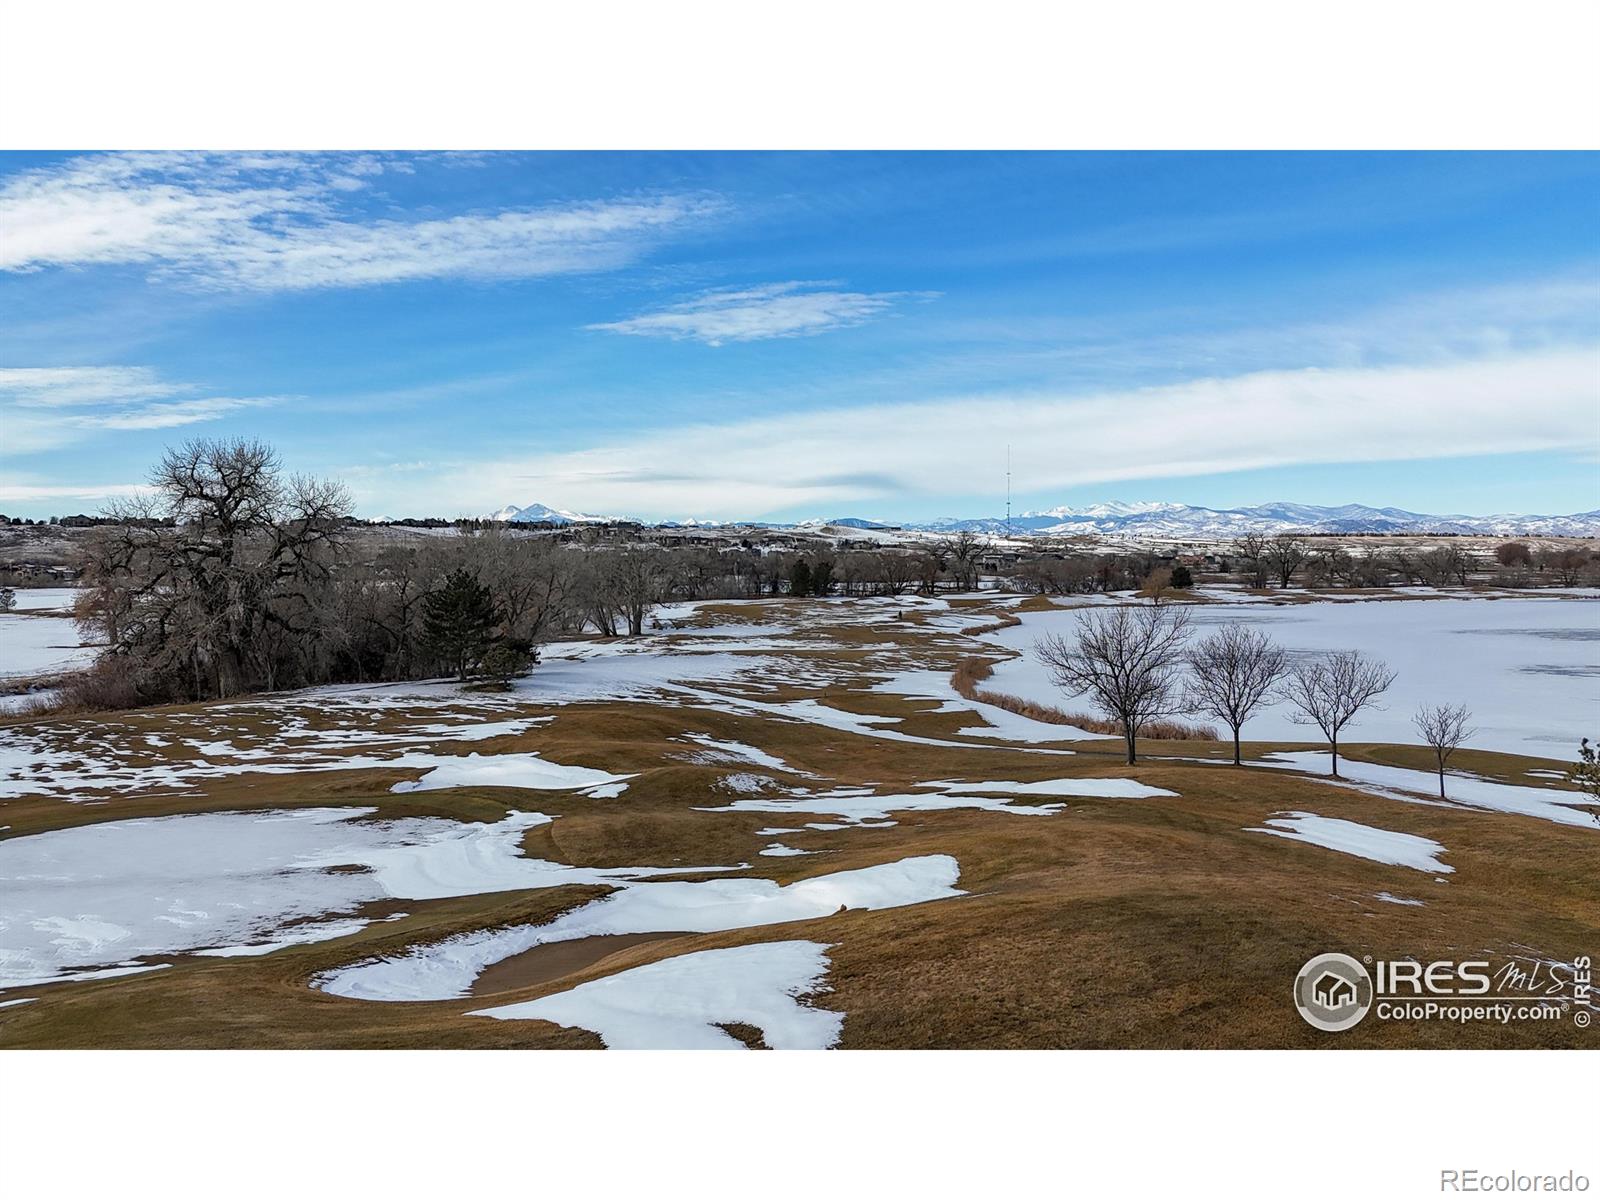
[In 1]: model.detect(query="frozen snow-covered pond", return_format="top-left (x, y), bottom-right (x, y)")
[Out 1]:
top-left (0, 614), bottom-right (95, 679)
top-left (984, 596), bottom-right (1599, 759)
top-left (4, 588), bottom-right (78, 613)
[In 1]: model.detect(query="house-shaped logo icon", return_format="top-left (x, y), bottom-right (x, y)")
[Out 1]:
top-left (1294, 952), bottom-right (1374, 1031)
top-left (1313, 970), bottom-right (1357, 1010)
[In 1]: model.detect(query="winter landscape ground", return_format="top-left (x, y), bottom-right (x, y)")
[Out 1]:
top-left (2, 575), bottom-right (1594, 1049)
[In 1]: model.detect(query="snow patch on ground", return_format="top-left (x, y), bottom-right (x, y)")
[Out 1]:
top-left (314, 854), bottom-right (962, 1002)
top-left (1264, 752), bottom-right (1596, 829)
top-left (1375, 892), bottom-right (1425, 906)
top-left (919, 777), bottom-right (1177, 799)
top-left (1247, 811), bottom-right (1453, 873)
top-left (680, 732), bottom-right (796, 772)
top-left (0, 807), bottom-right (723, 987)
top-left (390, 752), bottom-right (632, 795)
top-left (702, 786), bottom-right (1067, 821)
top-left (870, 668), bottom-right (1089, 745)
top-left (471, 939), bottom-right (842, 1049)
top-left (0, 726), bottom-right (618, 801)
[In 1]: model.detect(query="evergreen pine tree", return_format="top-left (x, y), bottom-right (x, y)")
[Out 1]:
top-left (423, 569), bottom-right (500, 679)
top-left (811, 559), bottom-right (834, 595)
top-left (1170, 564), bottom-right (1194, 589)
top-left (788, 559), bottom-right (813, 597)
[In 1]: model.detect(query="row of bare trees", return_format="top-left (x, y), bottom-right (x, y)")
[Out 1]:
top-left (1005, 536), bottom-right (1596, 597)
top-left (1232, 534), bottom-right (1595, 590)
top-left (69, 440), bottom-right (1018, 706)
top-left (1033, 606), bottom-right (1473, 793)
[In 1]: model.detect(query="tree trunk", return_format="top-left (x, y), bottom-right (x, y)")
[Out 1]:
top-left (1330, 732), bottom-right (1340, 778)
top-left (1125, 726), bottom-right (1137, 765)
top-left (1232, 723), bottom-right (1242, 766)
top-left (1438, 765), bottom-right (1446, 799)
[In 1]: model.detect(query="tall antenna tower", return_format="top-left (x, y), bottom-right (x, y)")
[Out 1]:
top-left (1005, 445), bottom-right (1012, 538)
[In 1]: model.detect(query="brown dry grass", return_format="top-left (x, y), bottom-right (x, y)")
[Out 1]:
top-left (1, 592), bottom-right (1594, 1050)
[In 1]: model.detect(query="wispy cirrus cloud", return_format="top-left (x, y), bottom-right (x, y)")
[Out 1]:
top-left (361, 346), bottom-right (1600, 518)
top-left (0, 366), bottom-right (276, 455)
top-left (589, 281), bottom-right (935, 345)
top-left (0, 152), bottom-right (722, 291)
top-left (0, 481), bottom-right (149, 506)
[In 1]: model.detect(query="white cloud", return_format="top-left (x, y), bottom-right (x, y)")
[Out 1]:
top-left (0, 152), bottom-right (720, 291)
top-left (360, 346), bottom-right (1600, 518)
top-left (590, 281), bottom-right (932, 344)
top-left (0, 481), bottom-right (148, 506)
top-left (0, 366), bottom-right (276, 455)
top-left (0, 365), bottom-right (185, 407)
top-left (97, 397), bottom-right (272, 430)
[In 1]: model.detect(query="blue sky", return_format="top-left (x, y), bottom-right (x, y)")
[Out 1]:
top-left (2, 151), bottom-right (1597, 522)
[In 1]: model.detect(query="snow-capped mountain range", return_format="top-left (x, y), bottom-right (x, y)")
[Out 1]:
top-left (488, 503), bottom-right (615, 525)
top-left (488, 499), bottom-right (1600, 538)
top-left (903, 501), bottom-right (1600, 538)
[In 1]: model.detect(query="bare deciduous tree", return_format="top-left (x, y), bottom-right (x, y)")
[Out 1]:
top-left (939, 530), bottom-right (989, 592)
top-left (1186, 624), bottom-right (1288, 765)
top-left (1034, 605), bottom-right (1192, 764)
top-left (1495, 542), bottom-right (1532, 569)
top-left (80, 437), bottom-right (350, 700)
top-left (1281, 650), bottom-right (1397, 777)
top-left (1233, 533), bottom-right (1270, 589)
top-left (610, 545), bottom-right (671, 636)
top-left (1412, 703), bottom-right (1476, 799)
top-left (877, 551), bottom-right (916, 596)
top-left (1264, 534), bottom-right (1309, 589)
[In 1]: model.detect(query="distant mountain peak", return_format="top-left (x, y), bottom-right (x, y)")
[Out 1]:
top-left (489, 502), bottom-right (612, 525)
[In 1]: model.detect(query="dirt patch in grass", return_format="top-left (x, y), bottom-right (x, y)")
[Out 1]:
top-left (471, 931), bottom-right (694, 996)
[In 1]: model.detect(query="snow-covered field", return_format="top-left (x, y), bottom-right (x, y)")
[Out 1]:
top-left (983, 595), bottom-right (1598, 759)
top-left (0, 806), bottom-right (730, 988)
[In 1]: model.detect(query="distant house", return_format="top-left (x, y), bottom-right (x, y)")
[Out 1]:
top-left (1313, 971), bottom-right (1357, 1010)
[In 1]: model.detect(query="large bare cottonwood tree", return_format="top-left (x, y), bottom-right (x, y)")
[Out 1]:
top-left (79, 437), bottom-right (350, 700)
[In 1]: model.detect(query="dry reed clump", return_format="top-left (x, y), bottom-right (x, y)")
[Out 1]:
top-left (949, 655), bottom-right (1219, 741)
top-left (962, 610), bottom-right (1023, 637)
